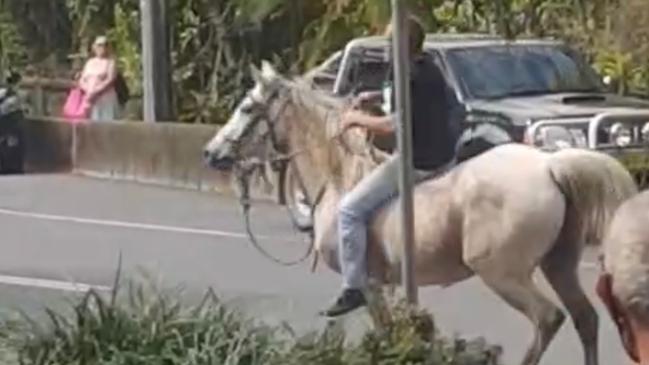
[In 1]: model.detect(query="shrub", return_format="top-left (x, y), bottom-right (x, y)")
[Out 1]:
top-left (0, 276), bottom-right (503, 365)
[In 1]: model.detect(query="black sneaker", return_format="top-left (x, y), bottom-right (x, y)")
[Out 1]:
top-left (321, 289), bottom-right (367, 317)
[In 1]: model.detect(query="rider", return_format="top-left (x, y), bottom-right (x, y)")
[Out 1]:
top-left (322, 14), bottom-right (457, 317)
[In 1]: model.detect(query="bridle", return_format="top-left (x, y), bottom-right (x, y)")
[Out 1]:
top-left (226, 87), bottom-right (289, 161)
top-left (232, 84), bottom-right (330, 268)
top-left (230, 80), bottom-right (382, 267)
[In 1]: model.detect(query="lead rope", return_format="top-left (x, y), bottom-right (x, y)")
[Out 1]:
top-left (232, 117), bottom-right (365, 269)
top-left (235, 163), bottom-right (317, 267)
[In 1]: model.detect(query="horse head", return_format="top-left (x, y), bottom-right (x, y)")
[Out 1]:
top-left (203, 59), bottom-right (372, 192)
top-left (203, 61), bottom-right (291, 171)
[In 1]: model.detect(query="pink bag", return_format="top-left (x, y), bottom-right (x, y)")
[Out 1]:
top-left (62, 87), bottom-right (89, 122)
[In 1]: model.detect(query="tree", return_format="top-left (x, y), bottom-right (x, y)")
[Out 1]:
top-left (0, 0), bottom-right (646, 122)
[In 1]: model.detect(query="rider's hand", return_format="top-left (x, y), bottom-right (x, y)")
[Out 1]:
top-left (352, 91), bottom-right (380, 109)
top-left (350, 97), bottom-right (363, 109)
top-left (341, 109), bottom-right (363, 130)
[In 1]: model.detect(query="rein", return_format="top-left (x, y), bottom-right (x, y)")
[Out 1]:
top-left (232, 94), bottom-right (334, 266)
top-left (233, 125), bottom-right (353, 267)
top-left (234, 160), bottom-right (325, 267)
top-left (232, 83), bottom-right (377, 268)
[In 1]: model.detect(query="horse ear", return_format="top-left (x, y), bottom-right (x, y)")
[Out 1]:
top-left (261, 60), bottom-right (278, 80)
top-left (250, 63), bottom-right (263, 84)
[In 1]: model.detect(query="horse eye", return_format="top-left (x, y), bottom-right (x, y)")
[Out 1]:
top-left (240, 104), bottom-right (255, 114)
top-left (243, 101), bottom-right (265, 115)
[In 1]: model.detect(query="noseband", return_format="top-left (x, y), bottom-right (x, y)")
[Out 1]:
top-left (241, 87), bottom-right (290, 160)
top-left (231, 82), bottom-right (372, 268)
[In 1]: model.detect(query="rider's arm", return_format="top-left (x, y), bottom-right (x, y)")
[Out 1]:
top-left (78, 60), bottom-right (93, 93)
top-left (343, 110), bottom-right (395, 136)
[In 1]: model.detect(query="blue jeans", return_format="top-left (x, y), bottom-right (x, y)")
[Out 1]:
top-left (338, 155), bottom-right (453, 289)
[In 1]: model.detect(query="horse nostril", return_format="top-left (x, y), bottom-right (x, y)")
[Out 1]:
top-left (203, 149), bottom-right (212, 161)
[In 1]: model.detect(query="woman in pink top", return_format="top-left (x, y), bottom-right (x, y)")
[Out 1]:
top-left (78, 36), bottom-right (120, 121)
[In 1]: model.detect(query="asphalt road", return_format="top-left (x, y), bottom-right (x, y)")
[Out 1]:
top-left (0, 174), bottom-right (630, 364)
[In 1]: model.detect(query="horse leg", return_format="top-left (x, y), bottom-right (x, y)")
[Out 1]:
top-left (476, 270), bottom-right (565, 365)
top-left (541, 232), bottom-right (599, 365)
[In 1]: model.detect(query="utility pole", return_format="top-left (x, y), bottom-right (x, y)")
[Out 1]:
top-left (140, 0), bottom-right (174, 122)
top-left (494, 0), bottom-right (511, 39)
top-left (390, 0), bottom-right (417, 306)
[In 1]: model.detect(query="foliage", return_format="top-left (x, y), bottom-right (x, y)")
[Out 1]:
top-left (0, 0), bottom-right (648, 122)
top-left (6, 280), bottom-right (281, 365)
top-left (170, 0), bottom-right (254, 124)
top-left (66, 0), bottom-right (121, 55)
top-left (0, 5), bottom-right (26, 75)
top-left (0, 0), bottom-right (70, 71)
top-left (0, 276), bottom-right (502, 365)
top-left (107, 2), bottom-right (141, 96)
top-left (276, 301), bottom-right (502, 365)
top-left (598, 0), bottom-right (649, 96)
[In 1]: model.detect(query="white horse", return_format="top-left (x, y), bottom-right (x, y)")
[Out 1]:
top-left (203, 61), bottom-right (638, 365)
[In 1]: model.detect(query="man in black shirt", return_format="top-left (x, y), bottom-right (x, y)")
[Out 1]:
top-left (322, 15), bottom-right (457, 317)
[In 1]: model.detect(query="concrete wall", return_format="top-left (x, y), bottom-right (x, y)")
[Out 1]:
top-left (22, 117), bottom-right (275, 200)
top-left (73, 120), bottom-right (229, 192)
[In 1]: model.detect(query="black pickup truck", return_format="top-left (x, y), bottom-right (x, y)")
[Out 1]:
top-left (282, 33), bottom-right (649, 229)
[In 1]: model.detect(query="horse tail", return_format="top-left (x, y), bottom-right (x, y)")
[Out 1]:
top-left (547, 148), bottom-right (638, 246)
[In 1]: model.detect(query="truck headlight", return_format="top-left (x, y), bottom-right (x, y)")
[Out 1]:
top-left (642, 122), bottom-right (649, 142)
top-left (610, 123), bottom-right (632, 147)
top-left (534, 126), bottom-right (584, 150)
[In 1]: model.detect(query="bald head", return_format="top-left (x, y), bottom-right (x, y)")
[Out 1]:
top-left (603, 192), bottom-right (649, 326)
top-left (600, 191), bottom-right (649, 362)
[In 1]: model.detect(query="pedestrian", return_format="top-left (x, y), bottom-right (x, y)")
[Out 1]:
top-left (597, 191), bottom-right (649, 364)
top-left (77, 35), bottom-right (121, 121)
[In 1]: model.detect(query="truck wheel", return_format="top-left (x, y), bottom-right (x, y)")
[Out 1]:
top-left (283, 162), bottom-right (314, 232)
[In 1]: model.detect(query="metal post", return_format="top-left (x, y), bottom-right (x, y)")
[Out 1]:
top-left (140, 0), bottom-right (155, 122)
top-left (140, 0), bottom-right (174, 122)
top-left (390, 0), bottom-right (417, 305)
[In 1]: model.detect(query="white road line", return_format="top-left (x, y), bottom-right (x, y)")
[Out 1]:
top-left (0, 274), bottom-right (110, 293)
top-left (0, 207), bottom-right (250, 239)
top-left (0, 266), bottom-right (602, 294)
top-left (0, 208), bottom-right (602, 295)
top-left (0, 264), bottom-right (602, 294)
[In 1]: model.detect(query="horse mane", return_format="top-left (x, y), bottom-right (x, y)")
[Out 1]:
top-left (278, 77), bottom-right (381, 187)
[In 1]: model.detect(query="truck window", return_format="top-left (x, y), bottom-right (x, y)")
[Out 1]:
top-left (349, 48), bottom-right (448, 95)
top-left (353, 60), bottom-right (389, 93)
top-left (446, 45), bottom-right (605, 100)
top-left (339, 48), bottom-right (389, 96)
